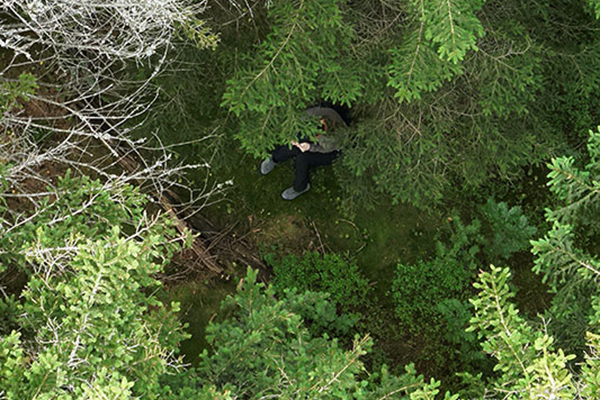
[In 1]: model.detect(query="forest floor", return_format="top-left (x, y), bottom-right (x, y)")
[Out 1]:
top-left (160, 143), bottom-right (553, 387)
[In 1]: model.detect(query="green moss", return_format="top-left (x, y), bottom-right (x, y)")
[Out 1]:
top-left (148, 84), bottom-right (552, 388)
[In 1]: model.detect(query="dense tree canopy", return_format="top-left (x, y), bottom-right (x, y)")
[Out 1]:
top-left (203, 0), bottom-right (600, 208)
top-left (1, 0), bottom-right (600, 399)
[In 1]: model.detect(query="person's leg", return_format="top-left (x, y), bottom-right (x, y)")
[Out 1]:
top-left (293, 151), bottom-right (339, 191)
top-left (271, 144), bottom-right (301, 163)
top-left (262, 143), bottom-right (307, 175)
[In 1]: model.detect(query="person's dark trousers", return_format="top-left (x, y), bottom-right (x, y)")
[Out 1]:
top-left (271, 144), bottom-right (339, 192)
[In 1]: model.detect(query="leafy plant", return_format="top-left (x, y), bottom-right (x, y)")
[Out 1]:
top-left (0, 73), bottom-right (37, 118)
top-left (267, 251), bottom-right (371, 310)
top-left (392, 216), bottom-right (483, 331)
top-left (392, 257), bottom-right (470, 331)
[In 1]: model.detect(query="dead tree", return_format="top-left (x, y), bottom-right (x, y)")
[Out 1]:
top-left (0, 0), bottom-right (228, 276)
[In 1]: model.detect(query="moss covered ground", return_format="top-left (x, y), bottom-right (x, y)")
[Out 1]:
top-left (159, 138), bottom-right (552, 386)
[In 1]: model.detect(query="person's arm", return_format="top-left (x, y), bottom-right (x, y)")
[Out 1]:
top-left (308, 136), bottom-right (338, 153)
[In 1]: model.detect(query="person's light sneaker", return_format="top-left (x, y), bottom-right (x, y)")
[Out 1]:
top-left (281, 184), bottom-right (311, 200)
top-left (260, 157), bottom-right (276, 175)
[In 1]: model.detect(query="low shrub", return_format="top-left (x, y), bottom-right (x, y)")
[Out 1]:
top-left (392, 257), bottom-right (471, 331)
top-left (266, 251), bottom-right (371, 310)
top-left (391, 216), bottom-right (482, 331)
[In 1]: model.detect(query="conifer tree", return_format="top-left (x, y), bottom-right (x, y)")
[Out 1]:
top-left (0, 174), bottom-right (189, 399)
top-left (173, 268), bottom-right (458, 399)
top-left (468, 266), bottom-right (598, 399)
top-left (222, 0), bottom-right (368, 156)
top-left (531, 128), bottom-right (600, 353)
top-left (215, 0), bottom-right (600, 208)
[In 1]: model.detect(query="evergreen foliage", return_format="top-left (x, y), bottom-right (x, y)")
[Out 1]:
top-left (420, 0), bottom-right (486, 63)
top-left (392, 216), bottom-right (482, 330)
top-left (1, 173), bottom-right (598, 397)
top-left (191, 268), bottom-right (456, 399)
top-left (479, 198), bottom-right (537, 260)
top-left (387, 29), bottom-right (462, 104)
top-left (0, 173), bottom-right (189, 399)
top-left (545, 128), bottom-right (600, 226)
top-left (200, 0), bottom-right (600, 209)
top-left (591, 0), bottom-right (600, 18)
top-left (388, 0), bottom-right (485, 103)
top-left (390, 201), bottom-right (536, 375)
top-left (129, 0), bottom-right (600, 211)
top-left (222, 0), bottom-right (367, 156)
top-left (531, 128), bottom-right (600, 353)
top-left (2, 0), bottom-right (600, 398)
top-left (468, 266), bottom-right (580, 399)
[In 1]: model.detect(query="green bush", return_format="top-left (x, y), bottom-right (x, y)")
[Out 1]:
top-left (392, 257), bottom-right (471, 331)
top-left (435, 216), bottom-right (483, 267)
top-left (266, 251), bottom-right (371, 310)
top-left (280, 288), bottom-right (357, 338)
top-left (0, 73), bottom-right (37, 117)
top-left (392, 216), bottom-right (482, 331)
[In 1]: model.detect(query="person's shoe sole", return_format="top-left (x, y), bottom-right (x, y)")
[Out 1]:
top-left (281, 183), bottom-right (310, 200)
top-left (260, 157), bottom-right (276, 175)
